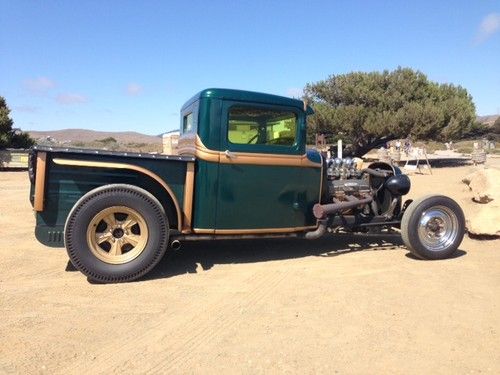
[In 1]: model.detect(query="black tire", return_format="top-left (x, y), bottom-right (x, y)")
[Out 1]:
top-left (64, 184), bottom-right (169, 283)
top-left (401, 194), bottom-right (465, 260)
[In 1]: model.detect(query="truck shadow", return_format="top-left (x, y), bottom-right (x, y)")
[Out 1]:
top-left (142, 234), bottom-right (466, 282)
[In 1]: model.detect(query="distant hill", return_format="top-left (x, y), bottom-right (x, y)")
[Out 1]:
top-left (477, 115), bottom-right (499, 127)
top-left (28, 129), bottom-right (162, 144)
top-left (28, 116), bottom-right (498, 145)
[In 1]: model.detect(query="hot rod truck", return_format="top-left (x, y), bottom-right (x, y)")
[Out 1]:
top-left (29, 89), bottom-right (465, 282)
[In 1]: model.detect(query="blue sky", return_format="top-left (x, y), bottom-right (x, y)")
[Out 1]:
top-left (1, 0), bottom-right (499, 135)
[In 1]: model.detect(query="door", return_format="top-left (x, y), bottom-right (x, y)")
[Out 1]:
top-left (215, 102), bottom-right (313, 232)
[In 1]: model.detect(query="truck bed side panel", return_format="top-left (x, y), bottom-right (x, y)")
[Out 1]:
top-left (33, 148), bottom-right (192, 247)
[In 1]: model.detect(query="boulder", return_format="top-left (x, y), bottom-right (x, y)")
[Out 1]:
top-left (466, 208), bottom-right (500, 236)
top-left (462, 168), bottom-right (500, 236)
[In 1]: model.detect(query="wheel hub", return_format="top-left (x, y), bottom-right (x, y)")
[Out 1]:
top-left (112, 228), bottom-right (125, 238)
top-left (86, 206), bottom-right (148, 264)
top-left (418, 205), bottom-right (459, 252)
top-left (426, 217), bottom-right (444, 236)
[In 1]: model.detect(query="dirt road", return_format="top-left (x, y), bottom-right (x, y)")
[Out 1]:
top-left (0, 165), bottom-right (499, 374)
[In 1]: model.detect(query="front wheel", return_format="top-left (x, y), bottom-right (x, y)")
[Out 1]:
top-left (65, 184), bottom-right (169, 283)
top-left (401, 195), bottom-right (465, 260)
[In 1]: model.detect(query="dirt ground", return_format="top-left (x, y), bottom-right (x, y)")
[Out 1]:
top-left (0, 161), bottom-right (499, 374)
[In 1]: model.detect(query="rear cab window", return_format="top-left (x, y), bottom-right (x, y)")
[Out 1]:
top-left (180, 101), bottom-right (199, 135)
top-left (183, 113), bottom-right (194, 133)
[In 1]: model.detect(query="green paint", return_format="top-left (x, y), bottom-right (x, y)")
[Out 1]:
top-left (192, 159), bottom-right (219, 230)
top-left (32, 88), bottom-right (322, 247)
top-left (34, 150), bottom-right (189, 247)
top-left (215, 163), bottom-right (320, 229)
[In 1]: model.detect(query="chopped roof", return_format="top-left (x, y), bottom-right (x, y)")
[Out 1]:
top-left (181, 88), bottom-right (313, 114)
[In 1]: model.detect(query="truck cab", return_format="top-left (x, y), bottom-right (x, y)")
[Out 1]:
top-left (176, 88), bottom-right (322, 234)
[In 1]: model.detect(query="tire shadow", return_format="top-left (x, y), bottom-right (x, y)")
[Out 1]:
top-left (405, 249), bottom-right (467, 261)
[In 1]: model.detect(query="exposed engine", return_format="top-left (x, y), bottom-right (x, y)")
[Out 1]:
top-left (313, 156), bottom-right (411, 221)
top-left (326, 157), bottom-right (370, 198)
top-left (306, 156), bottom-right (411, 239)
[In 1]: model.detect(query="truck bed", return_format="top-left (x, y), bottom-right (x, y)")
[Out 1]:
top-left (29, 146), bottom-right (195, 247)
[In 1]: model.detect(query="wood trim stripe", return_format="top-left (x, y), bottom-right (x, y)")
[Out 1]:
top-left (178, 133), bottom-right (219, 163)
top-left (219, 150), bottom-right (321, 168)
top-left (178, 134), bottom-right (321, 168)
top-left (52, 158), bottom-right (183, 231)
top-left (181, 162), bottom-right (195, 233)
top-left (33, 152), bottom-right (47, 211)
top-left (192, 228), bottom-right (215, 234)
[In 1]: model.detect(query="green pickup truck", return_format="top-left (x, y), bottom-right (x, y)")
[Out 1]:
top-left (29, 88), bottom-right (465, 283)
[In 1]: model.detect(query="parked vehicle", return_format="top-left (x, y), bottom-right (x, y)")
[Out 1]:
top-left (29, 89), bottom-right (465, 282)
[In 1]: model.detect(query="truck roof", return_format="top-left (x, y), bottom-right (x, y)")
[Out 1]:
top-left (181, 88), bottom-right (313, 114)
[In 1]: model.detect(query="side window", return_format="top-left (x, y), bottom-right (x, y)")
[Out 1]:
top-left (183, 113), bottom-right (193, 133)
top-left (228, 106), bottom-right (297, 146)
top-left (181, 101), bottom-right (199, 134)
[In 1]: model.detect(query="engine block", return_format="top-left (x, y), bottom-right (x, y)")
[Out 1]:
top-left (326, 157), bottom-right (370, 197)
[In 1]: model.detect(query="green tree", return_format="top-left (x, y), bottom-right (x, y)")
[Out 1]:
top-left (0, 97), bottom-right (14, 148)
top-left (0, 96), bottom-right (34, 149)
top-left (304, 67), bottom-right (476, 156)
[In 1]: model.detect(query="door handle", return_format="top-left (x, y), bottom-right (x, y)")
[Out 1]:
top-left (224, 150), bottom-right (236, 159)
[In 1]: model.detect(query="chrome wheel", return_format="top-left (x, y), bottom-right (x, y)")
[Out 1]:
top-left (86, 206), bottom-right (149, 264)
top-left (417, 205), bottom-right (459, 252)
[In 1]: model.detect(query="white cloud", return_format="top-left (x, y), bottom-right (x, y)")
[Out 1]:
top-left (14, 105), bottom-right (38, 113)
top-left (286, 87), bottom-right (304, 98)
top-left (126, 83), bottom-right (144, 96)
top-left (476, 13), bottom-right (500, 43)
top-left (56, 93), bottom-right (88, 105)
top-left (23, 77), bottom-right (56, 94)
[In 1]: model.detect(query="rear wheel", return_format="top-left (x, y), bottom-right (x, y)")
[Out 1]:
top-left (401, 195), bottom-right (465, 259)
top-left (65, 184), bottom-right (169, 282)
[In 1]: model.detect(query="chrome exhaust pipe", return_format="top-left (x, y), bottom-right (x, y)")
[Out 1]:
top-left (170, 239), bottom-right (181, 250)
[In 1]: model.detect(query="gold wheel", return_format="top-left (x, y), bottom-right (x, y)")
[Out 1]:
top-left (86, 206), bottom-right (149, 265)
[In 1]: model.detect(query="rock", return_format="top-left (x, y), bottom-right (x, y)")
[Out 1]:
top-left (462, 168), bottom-right (500, 236)
top-left (466, 206), bottom-right (500, 236)
top-left (462, 168), bottom-right (499, 203)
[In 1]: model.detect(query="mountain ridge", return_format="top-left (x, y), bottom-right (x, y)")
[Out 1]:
top-left (28, 128), bottom-right (162, 144)
top-left (28, 114), bottom-right (498, 144)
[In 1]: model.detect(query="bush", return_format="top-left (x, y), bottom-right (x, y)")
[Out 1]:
top-left (96, 137), bottom-right (117, 144)
top-left (10, 132), bottom-right (34, 149)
